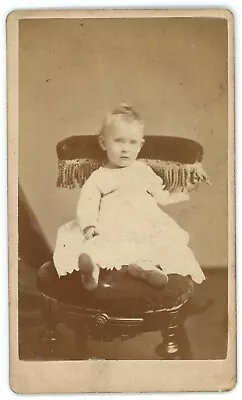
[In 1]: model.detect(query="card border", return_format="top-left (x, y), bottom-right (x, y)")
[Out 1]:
top-left (7, 8), bottom-right (236, 393)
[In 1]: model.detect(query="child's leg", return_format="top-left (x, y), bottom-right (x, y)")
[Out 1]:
top-left (127, 264), bottom-right (168, 288)
top-left (78, 253), bottom-right (100, 291)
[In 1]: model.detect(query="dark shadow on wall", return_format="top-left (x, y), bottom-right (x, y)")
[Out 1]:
top-left (18, 184), bottom-right (52, 269)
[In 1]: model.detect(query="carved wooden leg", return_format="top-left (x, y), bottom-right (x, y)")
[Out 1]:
top-left (156, 310), bottom-right (180, 359)
top-left (156, 310), bottom-right (192, 360)
top-left (164, 309), bottom-right (179, 358)
top-left (40, 295), bottom-right (60, 358)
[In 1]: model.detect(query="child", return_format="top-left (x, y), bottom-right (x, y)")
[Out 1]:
top-left (53, 104), bottom-right (205, 290)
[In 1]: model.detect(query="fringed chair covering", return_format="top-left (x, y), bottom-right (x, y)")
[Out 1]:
top-left (56, 135), bottom-right (210, 191)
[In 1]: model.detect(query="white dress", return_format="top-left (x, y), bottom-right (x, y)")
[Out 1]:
top-left (53, 161), bottom-right (205, 284)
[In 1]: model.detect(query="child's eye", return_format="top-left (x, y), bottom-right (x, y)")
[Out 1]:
top-left (114, 138), bottom-right (123, 143)
top-left (130, 140), bottom-right (138, 145)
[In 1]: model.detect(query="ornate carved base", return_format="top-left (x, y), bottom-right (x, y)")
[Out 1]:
top-left (39, 292), bottom-right (193, 360)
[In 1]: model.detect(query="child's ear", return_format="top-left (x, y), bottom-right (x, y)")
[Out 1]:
top-left (98, 135), bottom-right (106, 151)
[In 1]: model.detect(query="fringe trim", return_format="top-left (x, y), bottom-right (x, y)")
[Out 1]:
top-left (56, 158), bottom-right (210, 191)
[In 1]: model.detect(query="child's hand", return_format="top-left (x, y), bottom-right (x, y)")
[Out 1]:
top-left (83, 226), bottom-right (99, 240)
top-left (186, 178), bottom-right (199, 192)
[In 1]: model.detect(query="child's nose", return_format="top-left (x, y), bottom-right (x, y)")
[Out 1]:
top-left (122, 143), bottom-right (130, 152)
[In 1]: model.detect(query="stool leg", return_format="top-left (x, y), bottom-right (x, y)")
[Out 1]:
top-left (156, 310), bottom-right (180, 359)
top-left (164, 310), bottom-right (179, 358)
top-left (40, 295), bottom-right (60, 357)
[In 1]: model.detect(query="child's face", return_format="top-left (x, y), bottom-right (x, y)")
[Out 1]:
top-left (100, 120), bottom-right (144, 168)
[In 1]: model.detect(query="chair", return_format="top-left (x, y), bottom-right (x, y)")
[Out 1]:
top-left (37, 134), bottom-right (209, 360)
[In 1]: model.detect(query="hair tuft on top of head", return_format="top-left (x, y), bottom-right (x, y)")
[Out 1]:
top-left (99, 103), bottom-right (144, 136)
top-left (112, 103), bottom-right (141, 120)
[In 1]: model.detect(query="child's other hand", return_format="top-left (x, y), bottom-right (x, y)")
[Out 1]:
top-left (83, 226), bottom-right (99, 240)
top-left (186, 178), bottom-right (199, 192)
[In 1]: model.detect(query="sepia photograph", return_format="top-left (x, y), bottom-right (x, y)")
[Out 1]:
top-left (8, 8), bottom-right (235, 393)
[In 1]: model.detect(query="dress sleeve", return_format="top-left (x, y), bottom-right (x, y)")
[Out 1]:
top-left (145, 164), bottom-right (190, 205)
top-left (76, 171), bottom-right (102, 232)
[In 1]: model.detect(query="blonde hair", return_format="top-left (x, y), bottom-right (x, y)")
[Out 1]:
top-left (100, 103), bottom-right (144, 136)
